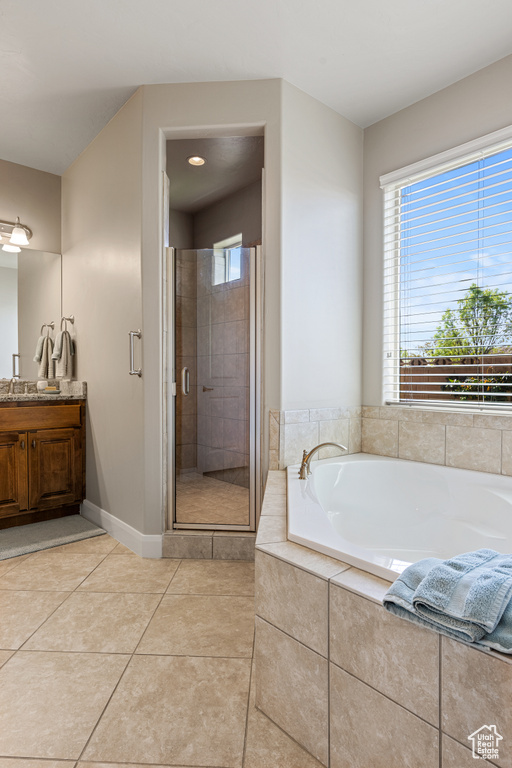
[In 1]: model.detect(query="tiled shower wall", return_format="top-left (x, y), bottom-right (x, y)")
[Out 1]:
top-left (270, 403), bottom-right (512, 474)
top-left (269, 407), bottom-right (362, 470)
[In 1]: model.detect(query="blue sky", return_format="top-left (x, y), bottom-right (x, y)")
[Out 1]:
top-left (398, 146), bottom-right (512, 356)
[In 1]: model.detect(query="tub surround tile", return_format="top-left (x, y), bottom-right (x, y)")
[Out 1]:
top-left (330, 567), bottom-right (392, 604)
top-left (473, 413), bottom-right (512, 430)
top-left (362, 418), bottom-right (398, 457)
top-left (309, 407), bottom-right (342, 421)
top-left (330, 584), bottom-right (439, 725)
top-left (284, 409), bottom-right (310, 424)
top-left (398, 421), bottom-right (446, 465)
top-left (0, 590), bottom-right (70, 650)
top-left (349, 415), bottom-right (362, 453)
top-left (264, 470), bottom-right (286, 495)
top-left (82, 655), bottom-right (251, 767)
top-left (283, 421), bottom-right (319, 467)
top-left (23, 592), bottom-right (161, 653)
top-left (502, 430), bottom-right (512, 476)
top-left (256, 540), bottom-right (350, 580)
top-left (255, 617), bottom-right (329, 766)
top-left (442, 734), bottom-right (500, 768)
top-left (362, 406), bottom-right (380, 418)
top-left (166, 559), bottom-right (255, 595)
top-left (442, 637), bottom-right (512, 764)
top-left (330, 665), bottom-right (439, 768)
top-left (0, 554), bottom-right (105, 592)
top-left (318, 419), bottom-right (350, 458)
top-left (136, 594), bottom-right (255, 657)
top-left (446, 425), bottom-right (502, 473)
top-left (256, 515), bottom-right (286, 544)
top-left (0, 650), bottom-right (129, 759)
top-left (256, 551), bottom-right (328, 656)
top-left (260, 495), bottom-right (286, 516)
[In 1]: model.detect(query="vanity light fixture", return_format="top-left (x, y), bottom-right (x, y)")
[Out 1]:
top-left (0, 216), bottom-right (32, 251)
top-left (187, 155), bottom-right (207, 166)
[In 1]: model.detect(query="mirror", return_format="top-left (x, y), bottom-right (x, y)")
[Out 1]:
top-left (0, 249), bottom-right (62, 379)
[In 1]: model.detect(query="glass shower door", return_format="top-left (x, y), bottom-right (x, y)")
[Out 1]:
top-left (172, 247), bottom-right (255, 530)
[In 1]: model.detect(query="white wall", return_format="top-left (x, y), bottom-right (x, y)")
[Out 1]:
top-left (280, 82), bottom-right (363, 410)
top-left (61, 89), bottom-right (145, 531)
top-left (0, 159), bottom-right (61, 254)
top-left (0, 264), bottom-right (18, 377)
top-left (193, 180), bottom-right (262, 248)
top-left (363, 54), bottom-right (512, 406)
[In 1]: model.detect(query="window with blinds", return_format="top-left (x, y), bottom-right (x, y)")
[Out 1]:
top-left (382, 138), bottom-right (512, 408)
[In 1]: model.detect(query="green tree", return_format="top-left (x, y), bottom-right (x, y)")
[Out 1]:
top-left (429, 284), bottom-right (512, 360)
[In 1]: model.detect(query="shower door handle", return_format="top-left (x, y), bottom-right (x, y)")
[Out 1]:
top-left (128, 330), bottom-right (142, 377)
top-left (181, 367), bottom-right (190, 396)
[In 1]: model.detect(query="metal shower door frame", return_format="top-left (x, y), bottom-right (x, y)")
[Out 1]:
top-left (166, 246), bottom-right (260, 532)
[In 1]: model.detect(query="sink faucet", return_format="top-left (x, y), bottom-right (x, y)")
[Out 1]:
top-left (298, 443), bottom-right (347, 479)
top-left (8, 377), bottom-right (16, 395)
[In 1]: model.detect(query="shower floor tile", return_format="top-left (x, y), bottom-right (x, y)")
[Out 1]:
top-left (176, 472), bottom-right (249, 525)
top-left (0, 542), bottom-right (323, 767)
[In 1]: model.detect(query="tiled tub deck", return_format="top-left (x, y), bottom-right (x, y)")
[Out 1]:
top-left (255, 470), bottom-right (511, 768)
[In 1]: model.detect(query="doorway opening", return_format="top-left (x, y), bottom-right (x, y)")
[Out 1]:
top-left (165, 136), bottom-right (263, 532)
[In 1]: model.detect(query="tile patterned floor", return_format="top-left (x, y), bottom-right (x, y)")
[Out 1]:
top-left (0, 533), bottom-right (322, 768)
top-left (176, 473), bottom-right (250, 526)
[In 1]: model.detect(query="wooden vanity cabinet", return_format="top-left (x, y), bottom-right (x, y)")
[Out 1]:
top-left (0, 400), bottom-right (85, 528)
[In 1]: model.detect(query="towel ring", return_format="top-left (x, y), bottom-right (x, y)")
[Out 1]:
top-left (60, 315), bottom-right (75, 331)
top-left (40, 321), bottom-right (55, 335)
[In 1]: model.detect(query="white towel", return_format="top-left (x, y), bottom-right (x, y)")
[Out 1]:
top-left (33, 335), bottom-right (45, 363)
top-left (55, 331), bottom-right (73, 379)
top-left (37, 336), bottom-right (54, 379)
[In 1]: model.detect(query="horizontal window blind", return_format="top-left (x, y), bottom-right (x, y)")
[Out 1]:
top-left (382, 140), bottom-right (512, 407)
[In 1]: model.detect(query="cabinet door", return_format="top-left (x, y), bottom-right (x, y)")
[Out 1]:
top-left (0, 432), bottom-right (28, 517)
top-left (28, 428), bottom-right (82, 510)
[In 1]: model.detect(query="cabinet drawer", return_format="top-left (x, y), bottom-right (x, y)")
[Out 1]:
top-left (0, 405), bottom-right (82, 431)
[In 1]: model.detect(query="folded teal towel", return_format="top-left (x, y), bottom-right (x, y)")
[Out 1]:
top-left (383, 550), bottom-right (512, 652)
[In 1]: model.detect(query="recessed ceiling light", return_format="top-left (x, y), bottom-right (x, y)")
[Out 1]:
top-left (187, 155), bottom-right (206, 166)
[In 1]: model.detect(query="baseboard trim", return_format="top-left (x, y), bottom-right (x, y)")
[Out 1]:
top-left (81, 500), bottom-right (163, 559)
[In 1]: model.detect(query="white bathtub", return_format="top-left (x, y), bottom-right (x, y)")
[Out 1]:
top-left (287, 453), bottom-right (512, 581)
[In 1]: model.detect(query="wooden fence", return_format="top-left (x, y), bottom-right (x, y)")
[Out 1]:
top-left (400, 354), bottom-right (512, 403)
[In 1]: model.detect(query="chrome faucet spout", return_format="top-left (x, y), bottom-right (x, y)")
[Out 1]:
top-left (298, 442), bottom-right (347, 479)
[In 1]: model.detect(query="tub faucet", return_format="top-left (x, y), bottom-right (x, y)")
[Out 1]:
top-left (298, 443), bottom-right (347, 479)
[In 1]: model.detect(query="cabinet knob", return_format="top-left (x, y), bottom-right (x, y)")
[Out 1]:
top-left (20, 440), bottom-right (25, 449)
top-left (31, 439), bottom-right (36, 449)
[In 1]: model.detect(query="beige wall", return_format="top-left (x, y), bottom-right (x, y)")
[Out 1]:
top-left (0, 159), bottom-right (61, 254)
top-left (193, 180), bottom-right (262, 249)
top-left (363, 54), bottom-right (512, 406)
top-left (169, 209), bottom-right (193, 249)
top-left (61, 89), bottom-right (145, 531)
top-left (280, 82), bottom-right (363, 410)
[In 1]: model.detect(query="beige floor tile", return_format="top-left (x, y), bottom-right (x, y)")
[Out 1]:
top-left (44, 534), bottom-right (118, 555)
top-left (0, 650), bottom-right (129, 759)
top-left (79, 764), bottom-right (187, 768)
top-left (137, 594), bottom-right (254, 657)
top-left (0, 590), bottom-right (70, 649)
top-left (24, 592), bottom-right (161, 653)
top-left (109, 542), bottom-right (136, 555)
top-left (77, 554), bottom-right (180, 593)
top-left (0, 761), bottom-right (76, 768)
top-left (0, 650), bottom-right (14, 668)
top-left (0, 554), bottom-right (30, 578)
top-left (167, 559), bottom-right (255, 595)
top-left (244, 662), bottom-right (324, 768)
top-left (82, 655), bottom-right (251, 767)
top-left (0, 554), bottom-right (105, 591)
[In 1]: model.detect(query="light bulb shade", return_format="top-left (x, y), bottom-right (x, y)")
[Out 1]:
top-left (2, 243), bottom-right (21, 253)
top-left (10, 218), bottom-right (30, 246)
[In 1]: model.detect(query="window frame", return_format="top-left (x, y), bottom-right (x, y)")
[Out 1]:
top-left (381, 124), bottom-right (512, 411)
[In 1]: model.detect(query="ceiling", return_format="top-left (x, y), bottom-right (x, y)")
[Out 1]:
top-left (2, 0), bottom-right (512, 175)
top-left (166, 137), bottom-right (264, 213)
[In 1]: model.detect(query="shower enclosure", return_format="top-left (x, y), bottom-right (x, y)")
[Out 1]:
top-left (167, 246), bottom-right (259, 531)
